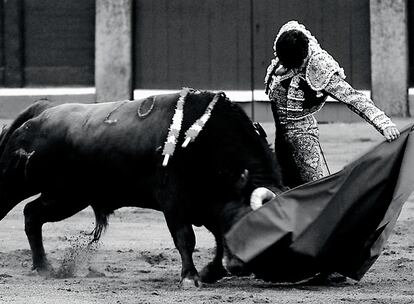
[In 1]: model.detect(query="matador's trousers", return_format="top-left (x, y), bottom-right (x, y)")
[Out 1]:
top-left (274, 114), bottom-right (329, 188)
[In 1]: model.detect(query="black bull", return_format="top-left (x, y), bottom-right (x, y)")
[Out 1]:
top-left (0, 90), bottom-right (284, 287)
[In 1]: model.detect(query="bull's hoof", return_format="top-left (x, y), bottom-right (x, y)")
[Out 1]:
top-left (304, 272), bottom-right (347, 286)
top-left (180, 276), bottom-right (203, 289)
top-left (200, 262), bottom-right (228, 284)
top-left (224, 256), bottom-right (251, 277)
top-left (33, 262), bottom-right (55, 278)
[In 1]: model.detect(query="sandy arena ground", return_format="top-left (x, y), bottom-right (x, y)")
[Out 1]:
top-left (0, 118), bottom-right (414, 303)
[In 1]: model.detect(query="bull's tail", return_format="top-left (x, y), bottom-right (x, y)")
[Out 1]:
top-left (0, 98), bottom-right (54, 159)
top-left (0, 99), bottom-right (54, 221)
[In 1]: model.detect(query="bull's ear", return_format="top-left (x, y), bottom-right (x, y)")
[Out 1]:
top-left (236, 169), bottom-right (249, 190)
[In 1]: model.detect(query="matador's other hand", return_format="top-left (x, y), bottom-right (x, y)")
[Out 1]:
top-left (383, 126), bottom-right (400, 142)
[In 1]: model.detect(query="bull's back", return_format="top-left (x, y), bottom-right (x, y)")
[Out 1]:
top-left (34, 94), bottom-right (179, 156)
top-left (9, 94), bottom-right (181, 195)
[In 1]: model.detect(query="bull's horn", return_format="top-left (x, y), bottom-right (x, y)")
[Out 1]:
top-left (250, 187), bottom-right (276, 210)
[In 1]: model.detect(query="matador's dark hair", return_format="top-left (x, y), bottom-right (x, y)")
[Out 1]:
top-left (275, 29), bottom-right (309, 69)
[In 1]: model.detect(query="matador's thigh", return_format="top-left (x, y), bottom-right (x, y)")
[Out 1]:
top-left (281, 117), bottom-right (328, 184)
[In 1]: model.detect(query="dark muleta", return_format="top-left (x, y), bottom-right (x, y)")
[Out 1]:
top-left (226, 124), bottom-right (414, 282)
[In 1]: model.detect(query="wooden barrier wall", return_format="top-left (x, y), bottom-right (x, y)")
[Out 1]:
top-left (133, 0), bottom-right (372, 91)
top-left (0, 0), bottom-right (95, 87)
top-left (0, 0), bottom-right (412, 89)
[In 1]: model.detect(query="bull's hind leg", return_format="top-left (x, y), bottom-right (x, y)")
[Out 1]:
top-left (23, 195), bottom-right (88, 276)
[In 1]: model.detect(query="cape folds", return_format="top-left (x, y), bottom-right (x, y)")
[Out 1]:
top-left (226, 124), bottom-right (414, 282)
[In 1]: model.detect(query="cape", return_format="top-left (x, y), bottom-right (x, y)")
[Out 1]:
top-left (226, 123), bottom-right (414, 282)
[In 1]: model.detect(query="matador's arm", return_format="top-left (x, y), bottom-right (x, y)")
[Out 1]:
top-left (324, 74), bottom-right (396, 134)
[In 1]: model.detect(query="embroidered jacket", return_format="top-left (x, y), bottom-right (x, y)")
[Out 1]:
top-left (265, 21), bottom-right (395, 134)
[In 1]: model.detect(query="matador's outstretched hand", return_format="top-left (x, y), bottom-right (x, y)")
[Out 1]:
top-left (383, 126), bottom-right (400, 142)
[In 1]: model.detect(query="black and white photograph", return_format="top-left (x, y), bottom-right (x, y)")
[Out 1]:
top-left (0, 0), bottom-right (413, 303)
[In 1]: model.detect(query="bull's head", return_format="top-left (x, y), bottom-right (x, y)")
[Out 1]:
top-left (236, 170), bottom-right (277, 209)
top-left (219, 170), bottom-right (277, 277)
top-left (228, 169), bottom-right (277, 223)
top-left (236, 169), bottom-right (277, 211)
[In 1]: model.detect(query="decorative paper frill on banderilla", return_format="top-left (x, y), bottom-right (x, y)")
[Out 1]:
top-left (162, 89), bottom-right (188, 166)
top-left (162, 88), bottom-right (222, 166)
top-left (226, 123), bottom-right (414, 283)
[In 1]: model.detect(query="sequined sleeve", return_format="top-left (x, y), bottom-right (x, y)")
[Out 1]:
top-left (324, 74), bottom-right (396, 134)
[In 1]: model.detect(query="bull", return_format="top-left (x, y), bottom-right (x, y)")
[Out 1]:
top-left (0, 89), bottom-right (283, 287)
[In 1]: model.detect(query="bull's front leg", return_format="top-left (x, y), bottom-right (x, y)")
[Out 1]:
top-left (199, 235), bottom-right (248, 283)
top-left (164, 215), bottom-right (201, 288)
top-left (199, 233), bottom-right (228, 283)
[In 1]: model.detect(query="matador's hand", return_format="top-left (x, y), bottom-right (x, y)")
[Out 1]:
top-left (383, 126), bottom-right (400, 142)
top-left (274, 65), bottom-right (288, 77)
